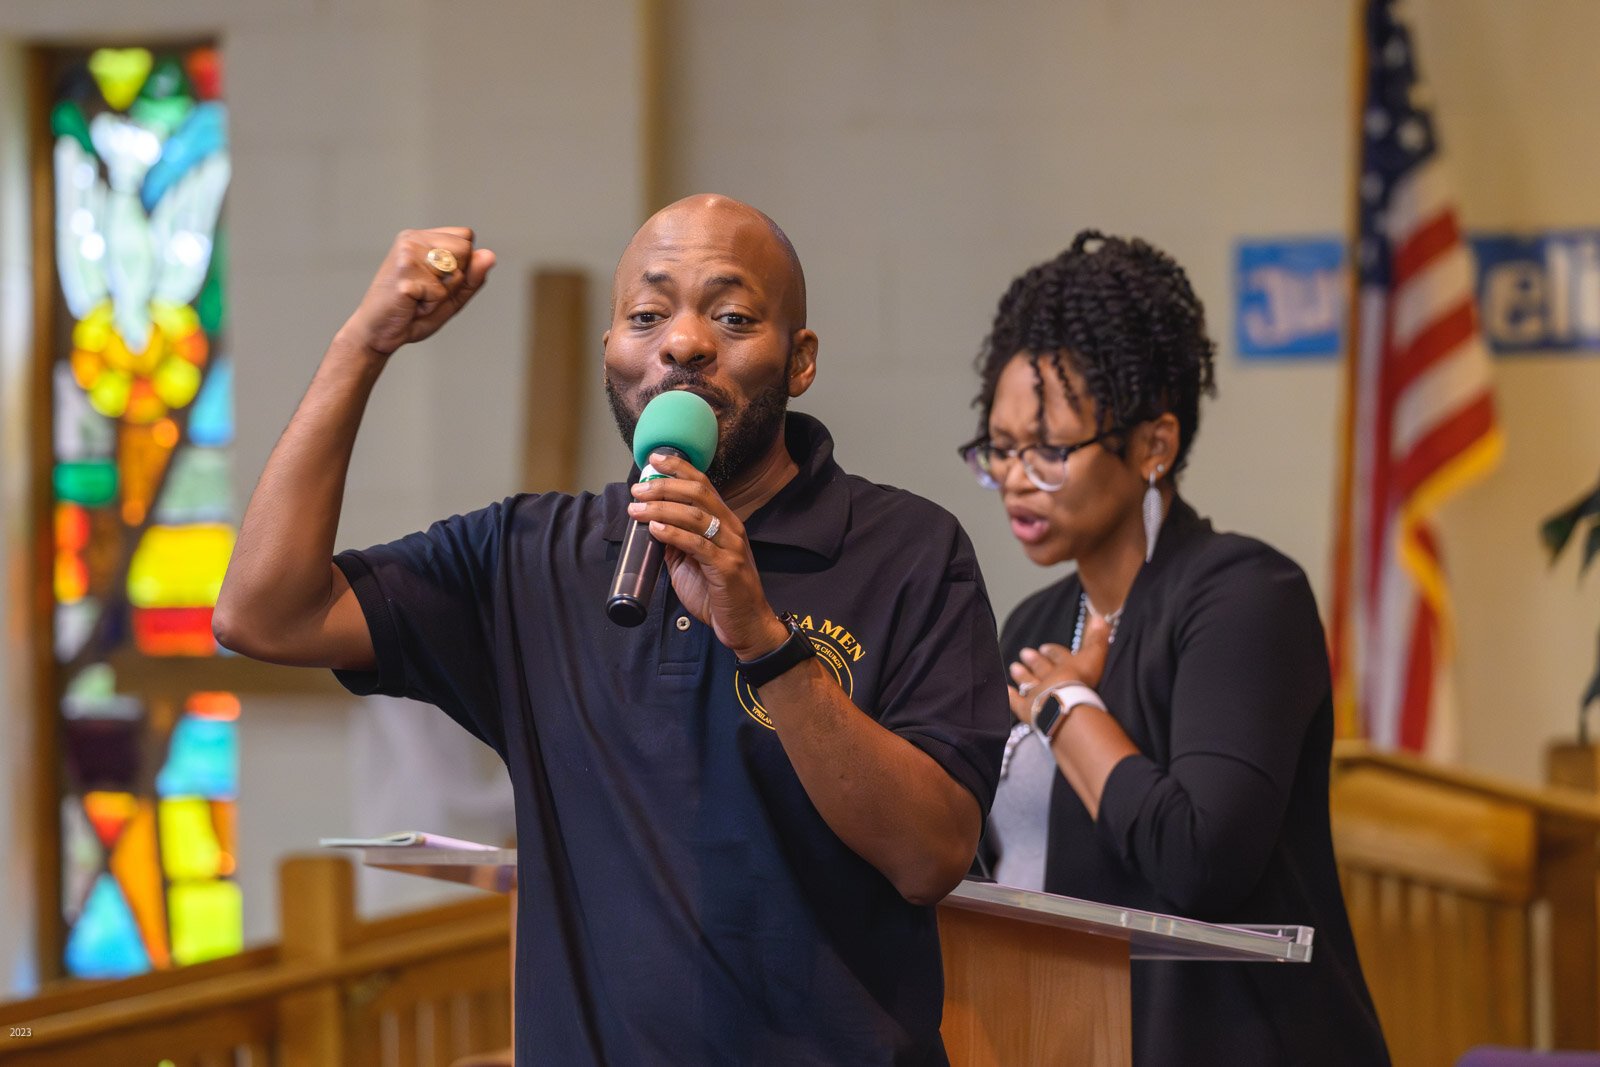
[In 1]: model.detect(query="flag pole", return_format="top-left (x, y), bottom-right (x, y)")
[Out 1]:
top-left (1329, 0), bottom-right (1368, 741)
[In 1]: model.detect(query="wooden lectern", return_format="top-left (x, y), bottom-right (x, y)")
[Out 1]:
top-left (936, 880), bottom-right (1310, 1065)
top-left (347, 847), bottom-right (1311, 1067)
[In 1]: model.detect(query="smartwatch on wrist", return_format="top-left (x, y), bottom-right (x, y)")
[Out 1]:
top-left (736, 612), bottom-right (817, 688)
top-left (1031, 683), bottom-right (1106, 741)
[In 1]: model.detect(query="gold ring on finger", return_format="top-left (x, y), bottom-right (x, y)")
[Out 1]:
top-left (425, 247), bottom-right (459, 275)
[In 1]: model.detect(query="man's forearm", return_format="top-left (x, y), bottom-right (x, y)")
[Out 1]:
top-left (761, 661), bottom-right (981, 906)
top-left (213, 331), bottom-right (384, 661)
top-left (215, 227), bottom-right (490, 667)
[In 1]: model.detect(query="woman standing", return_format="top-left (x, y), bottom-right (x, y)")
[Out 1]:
top-left (964, 232), bottom-right (1389, 1065)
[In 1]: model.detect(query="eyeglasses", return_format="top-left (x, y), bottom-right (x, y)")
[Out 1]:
top-left (958, 427), bottom-right (1125, 492)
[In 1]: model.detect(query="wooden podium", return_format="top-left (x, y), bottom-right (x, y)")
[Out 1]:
top-left (347, 848), bottom-right (1311, 1067)
top-left (936, 880), bottom-right (1310, 1065)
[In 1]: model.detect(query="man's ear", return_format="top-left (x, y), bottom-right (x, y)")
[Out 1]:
top-left (788, 329), bottom-right (819, 398)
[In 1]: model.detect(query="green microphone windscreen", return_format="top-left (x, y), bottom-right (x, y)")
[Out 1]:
top-left (632, 390), bottom-right (719, 472)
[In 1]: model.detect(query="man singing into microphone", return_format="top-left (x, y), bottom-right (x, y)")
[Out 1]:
top-left (214, 195), bottom-right (1010, 1065)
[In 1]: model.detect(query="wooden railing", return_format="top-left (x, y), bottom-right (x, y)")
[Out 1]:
top-left (1330, 742), bottom-right (1600, 1067)
top-left (0, 854), bottom-right (511, 1067)
top-left (7, 751), bottom-right (1598, 1067)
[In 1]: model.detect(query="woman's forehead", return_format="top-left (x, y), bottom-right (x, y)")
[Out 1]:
top-left (991, 353), bottom-right (1093, 427)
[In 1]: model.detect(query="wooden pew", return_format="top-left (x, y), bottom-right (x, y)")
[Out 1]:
top-left (0, 854), bottom-right (511, 1067)
top-left (1330, 742), bottom-right (1600, 1067)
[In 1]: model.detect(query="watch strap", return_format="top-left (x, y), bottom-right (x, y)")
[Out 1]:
top-left (736, 613), bottom-right (817, 688)
top-left (1032, 682), bottom-right (1106, 739)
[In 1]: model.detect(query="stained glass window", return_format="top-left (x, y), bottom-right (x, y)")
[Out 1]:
top-left (44, 43), bottom-right (241, 979)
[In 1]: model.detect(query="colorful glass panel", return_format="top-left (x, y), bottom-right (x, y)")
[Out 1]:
top-left (64, 874), bottom-right (150, 979)
top-left (168, 880), bottom-right (242, 966)
top-left (55, 502), bottom-right (90, 551)
top-left (87, 48), bottom-right (152, 111)
top-left (126, 524), bottom-right (234, 607)
top-left (61, 663), bottom-right (141, 720)
top-left (118, 422), bottom-right (174, 526)
top-left (53, 363), bottom-right (115, 460)
top-left (131, 606), bottom-right (216, 656)
top-left (188, 692), bottom-right (240, 720)
top-left (158, 797), bottom-right (223, 881)
top-left (82, 790), bottom-right (137, 850)
top-left (54, 599), bottom-right (100, 663)
top-left (45, 41), bottom-right (241, 978)
top-left (54, 551), bottom-right (89, 602)
top-left (186, 357), bottom-right (232, 446)
top-left (64, 717), bottom-right (142, 791)
top-left (109, 799), bottom-right (171, 968)
top-left (153, 446), bottom-right (231, 523)
top-left (60, 800), bottom-right (101, 924)
top-left (156, 713), bottom-right (237, 799)
top-left (53, 459), bottom-right (117, 505)
top-left (211, 800), bottom-right (238, 876)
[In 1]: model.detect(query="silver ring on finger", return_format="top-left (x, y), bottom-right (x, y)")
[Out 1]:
top-left (701, 516), bottom-right (721, 542)
top-left (1017, 680), bottom-right (1037, 698)
top-left (425, 247), bottom-right (459, 275)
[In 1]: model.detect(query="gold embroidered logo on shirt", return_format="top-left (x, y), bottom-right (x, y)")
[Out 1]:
top-left (735, 615), bottom-right (863, 729)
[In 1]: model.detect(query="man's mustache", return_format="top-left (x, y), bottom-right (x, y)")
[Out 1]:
top-left (636, 371), bottom-right (734, 413)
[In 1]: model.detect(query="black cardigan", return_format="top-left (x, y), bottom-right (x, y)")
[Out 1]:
top-left (984, 498), bottom-right (1390, 1066)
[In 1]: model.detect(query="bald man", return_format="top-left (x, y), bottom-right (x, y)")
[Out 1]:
top-left (216, 196), bottom-right (1010, 1065)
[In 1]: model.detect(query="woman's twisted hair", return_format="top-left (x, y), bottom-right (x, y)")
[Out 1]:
top-left (970, 230), bottom-right (1217, 477)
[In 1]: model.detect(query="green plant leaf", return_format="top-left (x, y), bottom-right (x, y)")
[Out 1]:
top-left (1541, 481), bottom-right (1600, 562)
top-left (1542, 512), bottom-right (1579, 559)
top-left (1583, 519), bottom-right (1600, 576)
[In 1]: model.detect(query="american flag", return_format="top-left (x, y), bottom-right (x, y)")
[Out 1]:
top-left (1330, 0), bottom-right (1503, 756)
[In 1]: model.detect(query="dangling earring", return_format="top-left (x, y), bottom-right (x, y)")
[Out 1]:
top-left (1143, 464), bottom-right (1165, 563)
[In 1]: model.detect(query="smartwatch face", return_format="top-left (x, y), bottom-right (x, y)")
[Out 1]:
top-left (1033, 696), bottom-right (1063, 737)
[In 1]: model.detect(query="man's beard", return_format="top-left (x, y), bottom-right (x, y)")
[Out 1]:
top-left (606, 364), bottom-right (791, 489)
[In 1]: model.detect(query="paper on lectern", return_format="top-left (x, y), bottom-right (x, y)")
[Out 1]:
top-left (317, 831), bottom-right (499, 850)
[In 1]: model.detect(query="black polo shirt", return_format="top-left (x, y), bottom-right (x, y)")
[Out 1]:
top-left (331, 413), bottom-right (1009, 1066)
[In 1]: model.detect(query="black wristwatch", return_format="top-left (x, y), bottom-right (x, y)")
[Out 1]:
top-left (1032, 693), bottom-right (1070, 740)
top-left (736, 612), bottom-right (817, 688)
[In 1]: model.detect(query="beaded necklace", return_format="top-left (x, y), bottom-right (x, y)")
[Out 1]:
top-left (1000, 589), bottom-right (1124, 780)
top-left (1071, 591), bottom-right (1123, 652)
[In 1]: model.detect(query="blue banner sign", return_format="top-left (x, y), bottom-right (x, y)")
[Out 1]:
top-left (1235, 239), bottom-right (1346, 359)
top-left (1235, 232), bottom-right (1600, 359)
top-left (1473, 231), bottom-right (1600, 354)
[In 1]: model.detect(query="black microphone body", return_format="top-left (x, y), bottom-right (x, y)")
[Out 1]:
top-left (606, 446), bottom-right (687, 627)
